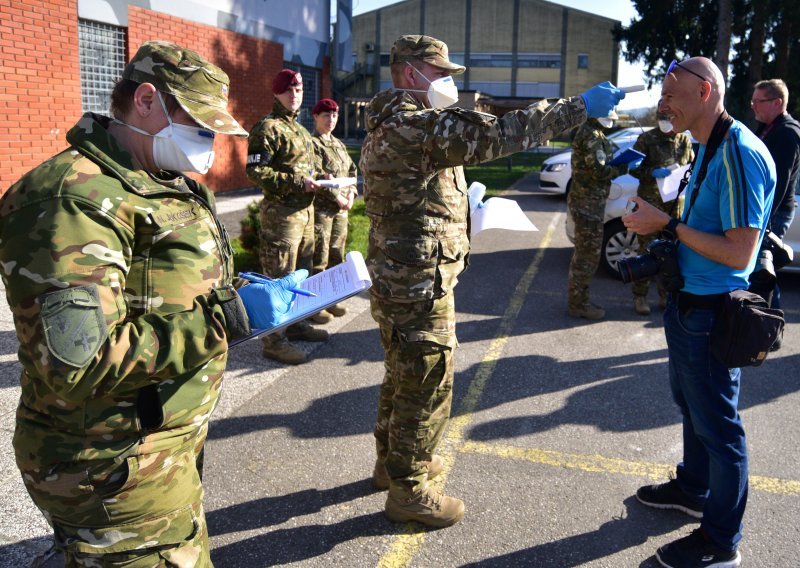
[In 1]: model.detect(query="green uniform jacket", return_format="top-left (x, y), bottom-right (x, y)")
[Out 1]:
top-left (0, 113), bottom-right (249, 469)
top-left (361, 89), bottom-right (586, 303)
top-left (311, 132), bottom-right (358, 214)
top-left (246, 101), bottom-right (320, 208)
top-left (570, 120), bottom-right (629, 221)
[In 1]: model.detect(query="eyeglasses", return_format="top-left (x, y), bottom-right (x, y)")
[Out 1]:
top-left (750, 97), bottom-right (778, 107)
top-left (666, 59), bottom-right (710, 83)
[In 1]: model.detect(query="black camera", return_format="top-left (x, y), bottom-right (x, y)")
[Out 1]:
top-left (749, 230), bottom-right (794, 301)
top-left (617, 238), bottom-right (684, 292)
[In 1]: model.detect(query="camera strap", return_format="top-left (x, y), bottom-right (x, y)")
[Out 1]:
top-left (674, 111), bottom-right (734, 223)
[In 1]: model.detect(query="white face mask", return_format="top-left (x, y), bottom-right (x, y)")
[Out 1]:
top-left (405, 63), bottom-right (459, 108)
top-left (658, 119), bottom-right (674, 134)
top-left (597, 117), bottom-right (615, 129)
top-left (115, 92), bottom-right (216, 174)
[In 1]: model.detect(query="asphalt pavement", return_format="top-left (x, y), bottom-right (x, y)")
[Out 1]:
top-left (1, 174), bottom-right (798, 567)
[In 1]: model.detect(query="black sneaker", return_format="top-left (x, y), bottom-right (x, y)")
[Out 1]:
top-left (656, 529), bottom-right (741, 568)
top-left (637, 478), bottom-right (704, 519)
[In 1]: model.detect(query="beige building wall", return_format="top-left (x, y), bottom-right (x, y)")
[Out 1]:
top-left (351, 0), bottom-right (619, 100)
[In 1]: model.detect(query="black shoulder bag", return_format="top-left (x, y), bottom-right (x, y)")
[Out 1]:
top-left (676, 112), bottom-right (784, 367)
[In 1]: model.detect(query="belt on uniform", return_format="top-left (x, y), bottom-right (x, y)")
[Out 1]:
top-left (676, 291), bottom-right (725, 314)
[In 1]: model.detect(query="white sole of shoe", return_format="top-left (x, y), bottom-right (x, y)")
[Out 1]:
top-left (636, 494), bottom-right (703, 519)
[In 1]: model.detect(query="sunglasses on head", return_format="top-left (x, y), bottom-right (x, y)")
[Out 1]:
top-left (666, 59), bottom-right (710, 83)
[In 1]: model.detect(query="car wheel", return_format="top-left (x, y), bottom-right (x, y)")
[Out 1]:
top-left (601, 218), bottom-right (639, 279)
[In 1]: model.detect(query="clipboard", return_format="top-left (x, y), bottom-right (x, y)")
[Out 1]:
top-left (609, 148), bottom-right (645, 167)
top-left (230, 251), bottom-right (372, 347)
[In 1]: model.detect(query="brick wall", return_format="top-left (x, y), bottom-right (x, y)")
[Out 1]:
top-left (0, 0), bottom-right (82, 192)
top-left (0, 3), bottom-right (326, 194)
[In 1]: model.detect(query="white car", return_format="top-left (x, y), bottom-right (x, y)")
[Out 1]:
top-left (779, 192), bottom-right (799, 273)
top-left (539, 127), bottom-right (653, 196)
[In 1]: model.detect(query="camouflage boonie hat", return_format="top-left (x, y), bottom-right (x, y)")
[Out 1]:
top-left (123, 40), bottom-right (248, 136)
top-left (390, 35), bottom-right (466, 74)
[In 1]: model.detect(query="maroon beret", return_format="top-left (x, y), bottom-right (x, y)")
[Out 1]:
top-left (272, 69), bottom-right (302, 94)
top-left (312, 98), bottom-right (339, 115)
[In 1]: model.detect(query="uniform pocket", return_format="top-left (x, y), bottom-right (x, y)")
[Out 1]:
top-left (370, 236), bottom-right (438, 301)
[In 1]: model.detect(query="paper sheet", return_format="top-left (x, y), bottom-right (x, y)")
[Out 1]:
top-left (467, 182), bottom-right (538, 236)
top-left (230, 251), bottom-right (371, 346)
top-left (317, 177), bottom-right (357, 189)
top-left (657, 164), bottom-right (691, 202)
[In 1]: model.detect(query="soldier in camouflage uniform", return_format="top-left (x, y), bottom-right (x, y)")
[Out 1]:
top-left (568, 113), bottom-right (641, 320)
top-left (0, 41), bottom-right (302, 567)
top-left (361, 34), bottom-right (625, 527)
top-left (310, 98), bottom-right (358, 321)
top-left (247, 70), bottom-right (329, 365)
top-left (629, 115), bottom-right (694, 314)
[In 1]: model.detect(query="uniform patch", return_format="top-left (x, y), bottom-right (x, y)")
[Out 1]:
top-left (246, 151), bottom-right (271, 167)
top-left (595, 149), bottom-right (607, 165)
top-left (40, 285), bottom-right (108, 367)
top-left (151, 204), bottom-right (198, 226)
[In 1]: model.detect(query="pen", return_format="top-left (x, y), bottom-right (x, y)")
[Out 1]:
top-left (291, 287), bottom-right (317, 297)
top-left (239, 271), bottom-right (317, 297)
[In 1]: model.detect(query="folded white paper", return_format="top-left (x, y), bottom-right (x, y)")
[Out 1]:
top-left (657, 164), bottom-right (691, 203)
top-left (317, 177), bottom-right (357, 189)
top-left (467, 182), bottom-right (538, 236)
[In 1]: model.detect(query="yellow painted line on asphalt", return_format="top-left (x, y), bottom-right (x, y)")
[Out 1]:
top-left (376, 213), bottom-right (563, 568)
top-left (459, 440), bottom-right (800, 497)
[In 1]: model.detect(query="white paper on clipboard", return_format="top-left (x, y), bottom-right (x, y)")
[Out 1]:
top-left (657, 164), bottom-right (691, 202)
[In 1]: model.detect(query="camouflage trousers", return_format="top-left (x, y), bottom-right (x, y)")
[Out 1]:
top-left (19, 440), bottom-right (210, 567)
top-left (370, 293), bottom-right (457, 491)
top-left (568, 212), bottom-right (604, 309)
top-left (633, 184), bottom-right (677, 298)
top-left (258, 201), bottom-right (314, 278)
top-left (312, 206), bottom-right (348, 274)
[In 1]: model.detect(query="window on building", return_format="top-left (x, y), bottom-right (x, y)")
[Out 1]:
top-left (578, 54), bottom-right (589, 69)
top-left (78, 19), bottom-right (127, 114)
top-left (467, 53), bottom-right (561, 69)
top-left (284, 63), bottom-right (320, 131)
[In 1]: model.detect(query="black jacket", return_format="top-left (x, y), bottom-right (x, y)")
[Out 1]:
top-left (757, 112), bottom-right (800, 215)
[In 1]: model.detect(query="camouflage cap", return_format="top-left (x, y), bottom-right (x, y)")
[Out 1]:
top-left (389, 35), bottom-right (466, 74)
top-left (122, 40), bottom-right (248, 136)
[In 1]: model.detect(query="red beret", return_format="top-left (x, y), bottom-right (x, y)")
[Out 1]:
top-left (312, 98), bottom-right (339, 115)
top-left (272, 69), bottom-right (302, 94)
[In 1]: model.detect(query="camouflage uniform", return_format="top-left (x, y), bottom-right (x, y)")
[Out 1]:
top-left (0, 41), bottom-right (251, 568)
top-left (629, 129), bottom-right (694, 298)
top-left (567, 120), bottom-right (630, 311)
top-left (362, 88), bottom-right (586, 490)
top-left (247, 100), bottom-right (320, 279)
top-left (311, 132), bottom-right (357, 273)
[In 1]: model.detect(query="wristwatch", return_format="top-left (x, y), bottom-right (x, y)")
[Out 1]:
top-left (665, 217), bottom-right (682, 237)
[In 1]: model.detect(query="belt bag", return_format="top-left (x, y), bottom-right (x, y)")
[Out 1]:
top-left (711, 290), bottom-right (784, 367)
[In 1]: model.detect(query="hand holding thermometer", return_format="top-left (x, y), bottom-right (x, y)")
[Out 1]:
top-left (620, 85), bottom-right (646, 93)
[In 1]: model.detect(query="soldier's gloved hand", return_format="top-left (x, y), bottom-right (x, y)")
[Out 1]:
top-left (237, 270), bottom-right (309, 329)
top-left (652, 167), bottom-right (672, 178)
top-left (580, 82), bottom-right (625, 118)
top-left (627, 157), bottom-right (644, 170)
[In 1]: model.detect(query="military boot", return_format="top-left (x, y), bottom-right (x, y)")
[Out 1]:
top-left (658, 291), bottom-right (668, 311)
top-left (309, 309), bottom-right (334, 324)
top-left (286, 319), bottom-right (329, 342)
top-left (385, 483), bottom-right (465, 527)
top-left (261, 336), bottom-right (306, 365)
top-left (634, 296), bottom-right (651, 315)
top-left (372, 455), bottom-right (444, 490)
top-left (568, 302), bottom-right (605, 320)
top-left (327, 303), bottom-right (347, 317)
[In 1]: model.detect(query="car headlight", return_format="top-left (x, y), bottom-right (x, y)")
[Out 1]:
top-left (546, 162), bottom-right (567, 172)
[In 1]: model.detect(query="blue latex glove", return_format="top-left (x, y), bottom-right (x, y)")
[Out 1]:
top-left (652, 167), bottom-right (672, 178)
top-left (237, 270), bottom-right (309, 329)
top-left (627, 157), bottom-right (644, 170)
top-left (580, 81), bottom-right (625, 118)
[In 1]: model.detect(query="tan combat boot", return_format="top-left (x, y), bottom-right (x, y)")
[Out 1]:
top-left (385, 483), bottom-right (465, 527)
top-left (568, 302), bottom-right (605, 320)
top-left (309, 309), bottom-right (334, 324)
top-left (372, 455), bottom-right (444, 490)
top-left (634, 296), bottom-right (651, 315)
top-left (658, 291), bottom-right (668, 311)
top-left (327, 303), bottom-right (347, 317)
top-left (286, 320), bottom-right (329, 342)
top-left (261, 337), bottom-right (306, 365)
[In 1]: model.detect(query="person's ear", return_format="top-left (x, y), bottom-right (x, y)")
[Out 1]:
top-left (403, 64), bottom-right (418, 88)
top-left (698, 81), bottom-right (712, 102)
top-left (132, 83), bottom-right (158, 118)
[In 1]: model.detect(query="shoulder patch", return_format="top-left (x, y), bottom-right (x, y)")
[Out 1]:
top-left (246, 151), bottom-right (271, 168)
top-left (40, 284), bottom-right (108, 367)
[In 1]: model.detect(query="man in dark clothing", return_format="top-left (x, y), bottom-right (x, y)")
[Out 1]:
top-left (751, 79), bottom-right (800, 335)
